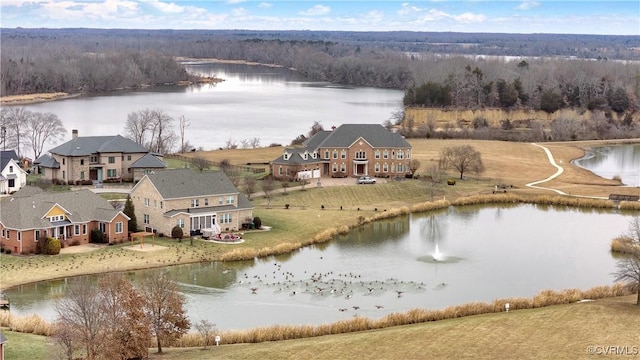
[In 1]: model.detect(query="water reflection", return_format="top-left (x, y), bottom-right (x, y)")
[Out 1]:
top-left (574, 144), bottom-right (640, 186)
top-left (4, 204), bottom-right (632, 330)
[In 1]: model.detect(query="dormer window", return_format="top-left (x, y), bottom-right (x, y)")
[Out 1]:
top-left (302, 152), bottom-right (308, 160)
top-left (49, 215), bottom-right (65, 222)
top-left (283, 152), bottom-right (290, 161)
top-left (8, 166), bottom-right (13, 172)
top-left (312, 152), bottom-right (317, 159)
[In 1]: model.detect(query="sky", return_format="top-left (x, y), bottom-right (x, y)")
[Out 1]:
top-left (1, 1), bottom-right (639, 35)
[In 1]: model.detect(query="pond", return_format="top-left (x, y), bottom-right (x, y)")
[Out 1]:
top-left (4, 204), bottom-right (631, 330)
top-left (574, 144), bottom-right (640, 186)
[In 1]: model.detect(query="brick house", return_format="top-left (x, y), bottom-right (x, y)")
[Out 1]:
top-left (0, 150), bottom-right (27, 194)
top-left (271, 124), bottom-right (412, 180)
top-left (130, 168), bottom-right (254, 237)
top-left (34, 130), bottom-right (166, 184)
top-left (0, 187), bottom-right (130, 254)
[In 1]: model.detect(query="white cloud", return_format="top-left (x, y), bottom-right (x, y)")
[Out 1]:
top-left (516, 1), bottom-right (540, 11)
top-left (397, 3), bottom-right (422, 16)
top-left (454, 12), bottom-right (486, 23)
top-left (299, 4), bottom-right (330, 16)
top-left (39, 0), bottom-right (140, 21)
top-left (225, 0), bottom-right (245, 4)
top-left (231, 7), bottom-right (247, 17)
top-left (144, 0), bottom-right (185, 14)
top-left (258, 2), bottom-right (272, 9)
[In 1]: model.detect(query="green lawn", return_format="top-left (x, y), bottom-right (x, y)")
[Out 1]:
top-left (1, 328), bottom-right (56, 360)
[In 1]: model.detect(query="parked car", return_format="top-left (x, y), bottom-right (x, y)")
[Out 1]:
top-left (357, 176), bottom-right (376, 184)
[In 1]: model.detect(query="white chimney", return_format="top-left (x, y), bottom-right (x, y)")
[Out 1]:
top-left (72, 129), bottom-right (78, 140)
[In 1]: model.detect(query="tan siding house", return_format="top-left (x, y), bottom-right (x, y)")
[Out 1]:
top-left (34, 130), bottom-right (166, 184)
top-left (0, 187), bottom-right (129, 254)
top-left (130, 168), bottom-right (254, 236)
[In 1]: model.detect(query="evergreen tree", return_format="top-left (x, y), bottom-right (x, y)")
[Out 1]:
top-left (124, 195), bottom-right (137, 232)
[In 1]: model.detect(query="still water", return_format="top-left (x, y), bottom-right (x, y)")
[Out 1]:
top-left (21, 63), bottom-right (403, 150)
top-left (5, 204), bottom-right (631, 330)
top-left (574, 144), bottom-right (640, 186)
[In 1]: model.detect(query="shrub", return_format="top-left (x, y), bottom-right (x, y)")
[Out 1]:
top-left (90, 229), bottom-right (107, 244)
top-left (5, 249), bottom-right (12, 255)
top-left (447, 179), bottom-right (456, 185)
top-left (284, 204), bottom-right (290, 209)
top-left (46, 238), bottom-right (61, 255)
top-left (253, 217), bottom-right (262, 229)
top-left (171, 226), bottom-right (184, 241)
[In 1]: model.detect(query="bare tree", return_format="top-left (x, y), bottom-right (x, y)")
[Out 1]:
top-left (190, 156), bottom-right (211, 172)
top-left (124, 109), bottom-right (155, 146)
top-left (224, 138), bottom-right (238, 150)
top-left (240, 139), bottom-right (251, 149)
top-left (439, 145), bottom-right (484, 180)
top-left (139, 271), bottom-right (190, 354)
top-left (250, 137), bottom-right (261, 149)
top-left (25, 111), bottom-right (66, 159)
top-left (54, 278), bottom-right (105, 360)
top-left (53, 322), bottom-right (79, 360)
top-left (178, 115), bottom-right (190, 153)
top-left (612, 216), bottom-right (640, 305)
top-left (0, 106), bottom-right (31, 157)
top-left (409, 159), bottom-right (421, 178)
top-left (262, 176), bottom-right (275, 208)
top-left (244, 175), bottom-right (257, 200)
top-left (308, 120), bottom-right (324, 137)
top-left (194, 319), bottom-right (217, 349)
top-left (148, 109), bottom-right (175, 154)
top-left (98, 274), bottom-right (151, 360)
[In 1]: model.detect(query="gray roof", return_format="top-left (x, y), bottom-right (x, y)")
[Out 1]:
top-left (49, 135), bottom-right (148, 156)
top-left (130, 153), bottom-right (166, 169)
top-left (302, 130), bottom-right (331, 150)
top-left (0, 150), bottom-right (19, 171)
top-left (34, 154), bottom-right (60, 169)
top-left (271, 147), bottom-right (325, 165)
top-left (140, 168), bottom-right (241, 200)
top-left (0, 189), bottom-right (125, 230)
top-left (313, 124), bottom-right (411, 149)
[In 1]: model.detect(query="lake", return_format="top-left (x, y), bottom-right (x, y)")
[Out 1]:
top-left (20, 63), bottom-right (404, 151)
top-left (4, 204), bottom-right (631, 330)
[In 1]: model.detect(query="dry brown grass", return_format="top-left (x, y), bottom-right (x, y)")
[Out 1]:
top-left (0, 92), bottom-right (71, 105)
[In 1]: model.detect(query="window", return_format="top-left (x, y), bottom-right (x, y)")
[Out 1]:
top-left (115, 222), bottom-right (123, 233)
top-left (108, 156), bottom-right (115, 164)
top-left (375, 150), bottom-right (380, 159)
top-left (218, 197), bottom-right (223, 205)
top-left (341, 150), bottom-right (346, 159)
top-left (8, 179), bottom-right (14, 188)
top-left (18, 232), bottom-right (21, 241)
top-left (278, 167), bottom-right (283, 175)
top-left (191, 199), bottom-right (199, 207)
top-left (75, 224), bottom-right (80, 235)
top-left (6, 230), bottom-right (10, 239)
top-left (332, 163), bottom-right (337, 172)
top-left (143, 214), bottom-right (150, 224)
top-left (80, 171), bottom-right (85, 179)
top-left (355, 151), bottom-right (366, 159)
top-left (226, 196), bottom-right (234, 204)
top-left (160, 201), bottom-right (163, 209)
top-left (375, 163), bottom-right (380, 172)
top-left (8, 166), bottom-right (13, 172)
top-left (220, 213), bottom-right (233, 224)
top-left (154, 200), bottom-right (157, 209)
top-left (324, 150), bottom-right (329, 159)
top-left (398, 163), bottom-right (403, 173)
top-left (144, 198), bottom-right (150, 207)
top-left (392, 151), bottom-right (395, 160)
top-left (90, 156), bottom-right (97, 163)
top-left (127, 155), bottom-right (131, 161)
top-left (62, 170), bottom-right (66, 179)
top-left (177, 219), bottom-right (185, 228)
top-left (82, 224), bottom-right (87, 235)
top-left (397, 150), bottom-right (404, 159)
top-left (340, 163), bottom-right (346, 172)
top-left (383, 163), bottom-right (388, 172)
top-left (50, 215), bottom-right (64, 222)
top-left (407, 150), bottom-right (411, 159)
top-left (204, 198), bottom-right (209, 206)
top-left (391, 163), bottom-right (396, 173)
top-left (80, 159), bottom-right (84, 165)
top-left (332, 150), bottom-right (338, 159)
top-left (62, 158), bottom-right (65, 165)
top-left (35, 230), bottom-right (40, 240)
top-left (2, 229), bottom-right (5, 237)
top-left (107, 169), bottom-right (117, 177)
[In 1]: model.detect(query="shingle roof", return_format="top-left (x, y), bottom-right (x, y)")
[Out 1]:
top-left (271, 148), bottom-right (324, 165)
top-left (48, 135), bottom-right (148, 156)
top-left (142, 168), bottom-right (240, 199)
top-left (163, 194), bottom-right (253, 217)
top-left (0, 189), bottom-right (124, 230)
top-left (130, 153), bottom-right (166, 168)
top-left (313, 124), bottom-right (411, 149)
top-left (34, 154), bottom-right (60, 168)
top-left (0, 150), bottom-right (19, 171)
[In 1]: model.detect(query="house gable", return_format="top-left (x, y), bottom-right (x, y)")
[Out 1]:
top-left (43, 204), bottom-right (71, 219)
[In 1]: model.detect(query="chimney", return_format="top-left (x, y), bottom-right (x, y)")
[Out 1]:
top-left (72, 129), bottom-right (78, 140)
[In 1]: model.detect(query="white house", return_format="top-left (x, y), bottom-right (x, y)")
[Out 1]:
top-left (0, 150), bottom-right (27, 194)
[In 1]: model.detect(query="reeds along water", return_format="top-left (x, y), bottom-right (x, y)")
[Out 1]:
top-left (3, 283), bottom-right (635, 346)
